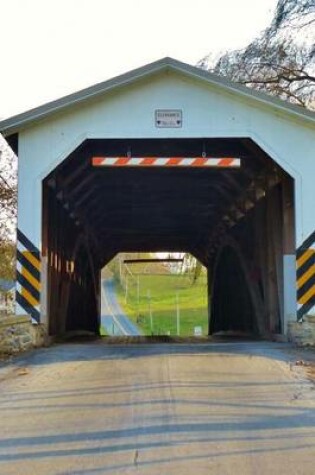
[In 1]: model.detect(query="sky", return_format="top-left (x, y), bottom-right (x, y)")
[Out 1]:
top-left (0, 0), bottom-right (279, 119)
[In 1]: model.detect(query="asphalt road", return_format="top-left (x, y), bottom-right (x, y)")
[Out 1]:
top-left (101, 279), bottom-right (141, 336)
top-left (0, 341), bottom-right (314, 474)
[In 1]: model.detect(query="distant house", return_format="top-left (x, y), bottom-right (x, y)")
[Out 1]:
top-left (0, 279), bottom-right (15, 315)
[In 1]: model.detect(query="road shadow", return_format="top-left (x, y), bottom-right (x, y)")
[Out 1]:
top-left (0, 337), bottom-right (308, 371)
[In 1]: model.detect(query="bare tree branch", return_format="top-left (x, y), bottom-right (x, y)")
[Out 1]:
top-left (0, 136), bottom-right (17, 244)
top-left (200, 0), bottom-right (315, 110)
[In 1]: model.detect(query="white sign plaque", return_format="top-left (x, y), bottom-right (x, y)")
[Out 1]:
top-left (194, 326), bottom-right (203, 337)
top-left (155, 109), bottom-right (182, 128)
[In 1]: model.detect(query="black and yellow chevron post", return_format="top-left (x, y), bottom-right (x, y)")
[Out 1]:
top-left (297, 230), bottom-right (315, 320)
top-left (16, 229), bottom-right (41, 322)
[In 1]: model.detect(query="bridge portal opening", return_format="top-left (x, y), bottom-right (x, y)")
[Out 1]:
top-left (42, 138), bottom-right (295, 338)
top-left (100, 253), bottom-right (208, 337)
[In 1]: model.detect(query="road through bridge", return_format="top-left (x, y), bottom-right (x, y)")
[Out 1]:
top-left (101, 279), bottom-right (140, 336)
top-left (0, 57), bottom-right (314, 338)
top-left (0, 341), bottom-right (314, 474)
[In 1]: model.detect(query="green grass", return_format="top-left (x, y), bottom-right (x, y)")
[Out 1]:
top-left (115, 273), bottom-right (208, 336)
top-left (100, 325), bottom-right (107, 336)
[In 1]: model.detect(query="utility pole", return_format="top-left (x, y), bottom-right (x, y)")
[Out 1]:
top-left (137, 275), bottom-right (140, 320)
top-left (176, 291), bottom-right (180, 336)
top-left (148, 290), bottom-right (153, 334)
top-left (119, 256), bottom-right (122, 283)
top-left (125, 276), bottom-right (128, 303)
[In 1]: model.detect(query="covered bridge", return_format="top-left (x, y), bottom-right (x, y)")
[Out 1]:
top-left (0, 57), bottom-right (314, 337)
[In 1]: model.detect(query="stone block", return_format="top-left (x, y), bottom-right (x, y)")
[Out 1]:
top-left (0, 316), bottom-right (49, 355)
top-left (288, 320), bottom-right (315, 346)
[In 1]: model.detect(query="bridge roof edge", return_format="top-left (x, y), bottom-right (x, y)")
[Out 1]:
top-left (0, 56), bottom-right (314, 137)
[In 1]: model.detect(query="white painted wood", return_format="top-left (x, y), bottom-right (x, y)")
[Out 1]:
top-left (12, 64), bottom-right (315, 328)
top-left (16, 71), bottom-right (315, 251)
top-left (283, 254), bottom-right (298, 333)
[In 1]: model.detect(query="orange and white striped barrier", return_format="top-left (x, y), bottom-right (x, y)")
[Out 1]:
top-left (92, 157), bottom-right (241, 168)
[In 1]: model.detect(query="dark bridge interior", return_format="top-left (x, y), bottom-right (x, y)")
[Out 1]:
top-left (43, 138), bottom-right (295, 337)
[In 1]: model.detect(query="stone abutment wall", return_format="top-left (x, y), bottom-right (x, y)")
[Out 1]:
top-left (0, 316), bottom-right (48, 355)
top-left (288, 316), bottom-right (315, 347)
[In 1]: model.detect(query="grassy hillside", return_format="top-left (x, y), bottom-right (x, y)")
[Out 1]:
top-left (115, 273), bottom-right (208, 336)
